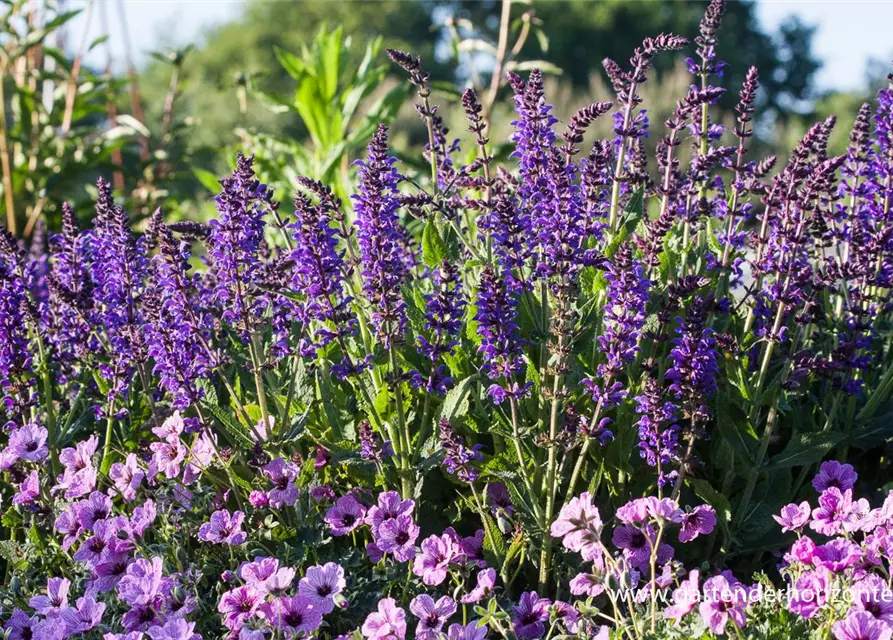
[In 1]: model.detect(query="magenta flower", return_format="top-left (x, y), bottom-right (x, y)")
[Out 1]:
top-left (265, 595), bottom-right (323, 635)
top-left (462, 568), bottom-right (497, 604)
top-left (376, 513), bottom-right (420, 562)
top-left (7, 422), bottom-right (48, 461)
top-left (118, 556), bottom-right (164, 606)
top-left (263, 457), bottom-right (299, 508)
top-left (198, 509), bottom-right (247, 545)
top-left (832, 611), bottom-right (893, 640)
top-left (814, 538), bottom-right (863, 572)
top-left (814, 461), bottom-right (858, 493)
top-left (410, 594), bottom-right (457, 639)
top-left (362, 597), bottom-right (407, 640)
top-left (298, 562), bottom-right (345, 614)
top-left (679, 505), bottom-right (717, 542)
top-left (774, 501), bottom-right (812, 532)
top-left (109, 453), bottom-right (145, 502)
top-left (249, 490), bottom-right (269, 508)
top-left (698, 574), bottom-right (748, 634)
top-left (665, 569), bottom-right (700, 623)
top-left (812, 488), bottom-right (855, 536)
top-left (218, 586), bottom-right (264, 631)
top-left (29, 577), bottom-right (70, 615)
top-left (511, 592), bottom-right (551, 639)
top-left (446, 621), bottom-right (489, 640)
top-left (789, 569), bottom-right (831, 619)
top-left (325, 495), bottom-right (367, 536)
top-left (413, 533), bottom-right (458, 586)
top-left (60, 596), bottom-right (105, 634)
top-left (12, 469), bottom-right (40, 505)
top-left (787, 535), bottom-right (818, 565)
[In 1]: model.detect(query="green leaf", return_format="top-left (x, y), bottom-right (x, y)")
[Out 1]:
top-left (204, 402), bottom-right (254, 448)
top-left (439, 374), bottom-right (478, 422)
top-left (766, 430), bottom-right (844, 470)
top-left (193, 168), bottom-right (222, 194)
top-left (421, 218), bottom-right (447, 268)
top-left (847, 404), bottom-right (893, 450)
top-left (715, 398), bottom-right (758, 465)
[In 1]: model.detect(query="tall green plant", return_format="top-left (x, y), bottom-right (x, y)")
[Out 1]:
top-left (237, 26), bottom-right (407, 202)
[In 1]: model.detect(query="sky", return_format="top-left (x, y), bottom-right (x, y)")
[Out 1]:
top-left (65, 0), bottom-right (893, 94)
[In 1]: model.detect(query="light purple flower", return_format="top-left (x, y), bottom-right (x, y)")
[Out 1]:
top-left (239, 557), bottom-right (280, 588)
top-left (460, 530), bottom-right (486, 568)
top-left (54, 508), bottom-right (83, 551)
top-left (218, 586), bottom-right (264, 631)
top-left (552, 601), bottom-right (580, 634)
top-left (679, 505), bottom-right (717, 543)
top-left (7, 422), bottom-right (48, 461)
top-left (29, 577), bottom-right (71, 616)
top-left (298, 562), bottom-right (345, 615)
top-left (814, 461), bottom-right (858, 493)
top-left (665, 570), bottom-right (699, 622)
top-left (325, 495), bottom-right (367, 536)
top-left (149, 438), bottom-right (187, 479)
top-left (198, 510), bottom-right (246, 545)
top-left (699, 575), bottom-right (747, 634)
top-left (362, 597), bottom-right (407, 640)
top-left (774, 501), bottom-right (812, 532)
top-left (410, 594), bottom-right (457, 639)
top-left (615, 498), bottom-right (651, 525)
top-left (366, 491), bottom-right (415, 536)
top-left (814, 538), bottom-right (863, 573)
top-left (550, 492), bottom-right (602, 560)
top-left (73, 491), bottom-right (113, 530)
top-left (263, 458), bottom-right (299, 508)
top-left (413, 533), bottom-right (458, 586)
top-left (146, 619), bottom-right (201, 640)
top-left (60, 596), bottom-right (106, 634)
top-left (118, 556), bottom-right (164, 606)
top-left (446, 622), bottom-right (488, 640)
top-left (376, 514), bottom-right (419, 562)
top-left (462, 568), bottom-right (497, 604)
top-left (832, 611), bottom-right (893, 640)
top-left (12, 469), bottom-right (40, 505)
top-left (511, 592), bottom-right (551, 639)
top-left (264, 595), bottom-right (323, 636)
top-left (109, 454), bottom-right (145, 502)
top-left (851, 574), bottom-right (893, 624)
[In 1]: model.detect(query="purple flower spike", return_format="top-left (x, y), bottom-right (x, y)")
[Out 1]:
top-left (353, 125), bottom-right (410, 348)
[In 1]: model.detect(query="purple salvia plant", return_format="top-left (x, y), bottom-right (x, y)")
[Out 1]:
top-left (353, 124), bottom-right (410, 349)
